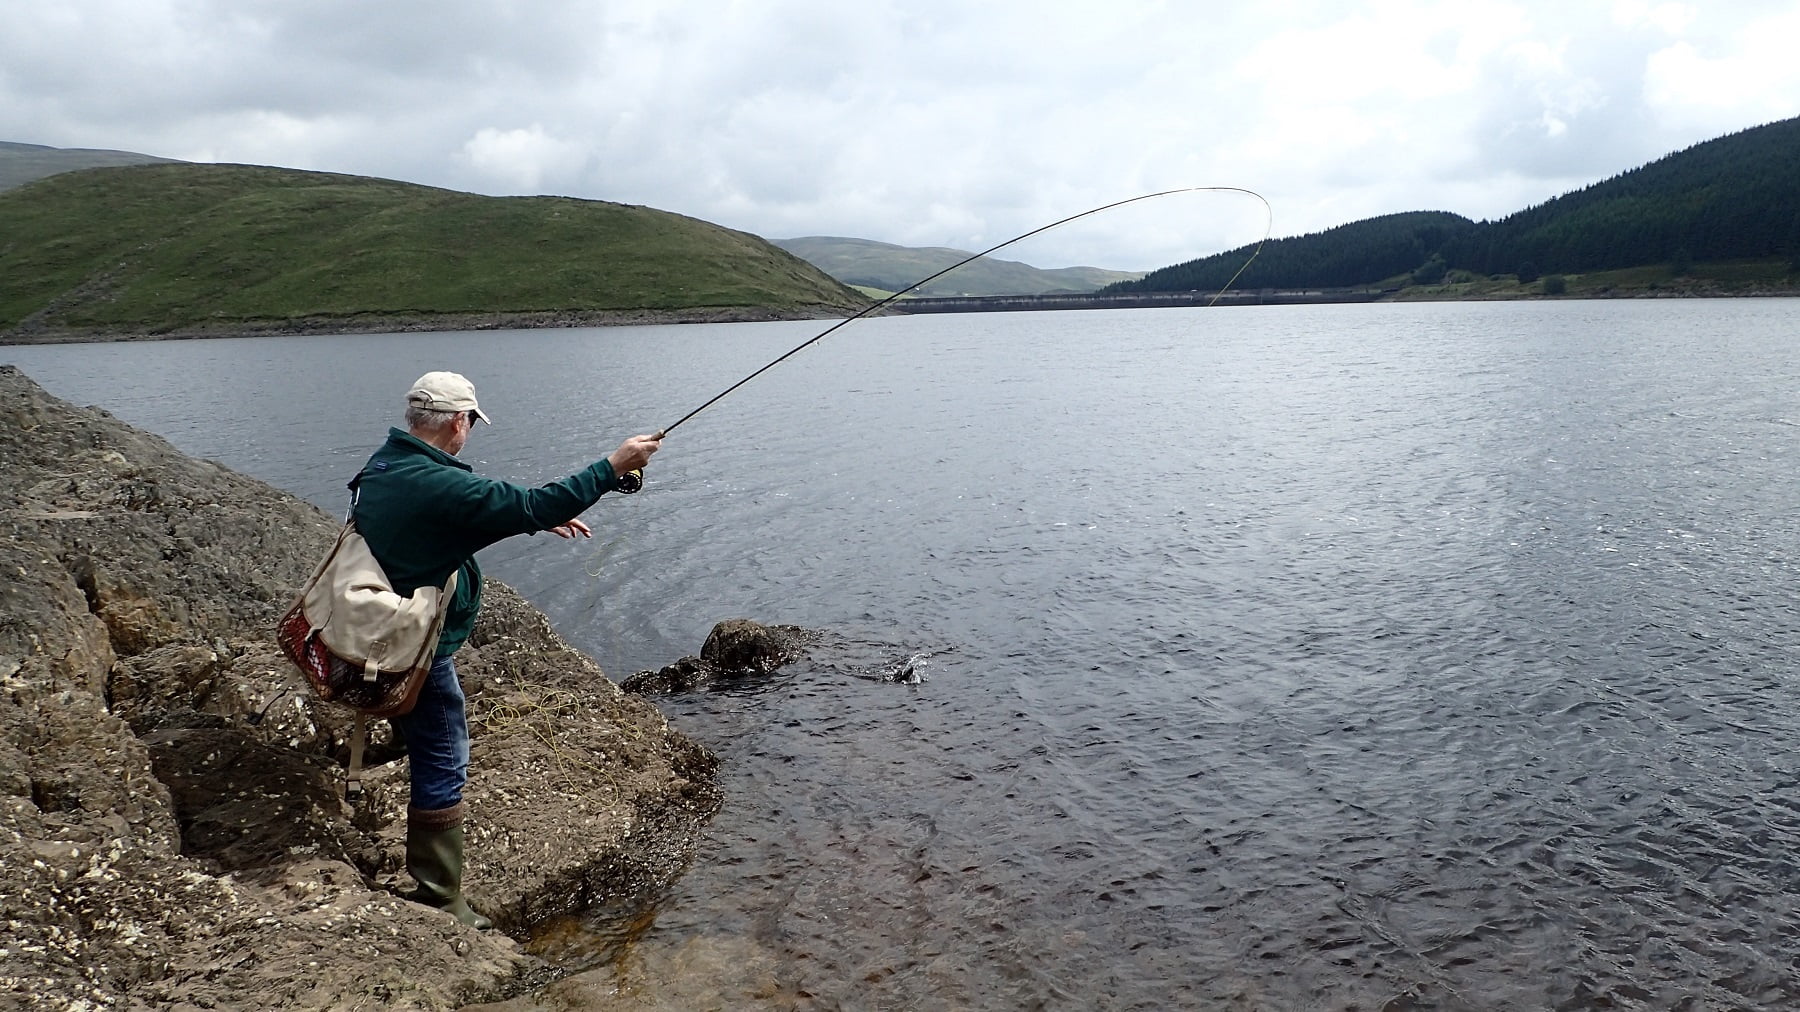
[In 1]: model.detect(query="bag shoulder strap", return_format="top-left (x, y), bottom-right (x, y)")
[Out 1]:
top-left (339, 467), bottom-right (458, 597)
top-left (345, 711), bottom-right (369, 803)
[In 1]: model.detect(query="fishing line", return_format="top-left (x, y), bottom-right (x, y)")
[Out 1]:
top-left (654, 185), bottom-right (1272, 440)
top-left (583, 537), bottom-right (629, 578)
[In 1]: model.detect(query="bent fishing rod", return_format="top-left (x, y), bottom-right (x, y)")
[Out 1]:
top-left (611, 185), bottom-right (1270, 493)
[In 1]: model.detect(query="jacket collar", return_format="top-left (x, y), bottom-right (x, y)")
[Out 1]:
top-left (385, 427), bottom-right (474, 472)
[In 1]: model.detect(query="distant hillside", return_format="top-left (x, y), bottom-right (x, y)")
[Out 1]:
top-left (1112, 115), bottom-right (1800, 294)
top-left (1112, 211), bottom-right (1475, 294)
top-left (0, 163), bottom-right (865, 341)
top-left (774, 236), bottom-right (1142, 296)
top-left (1440, 117), bottom-right (1800, 276)
top-left (0, 141), bottom-right (179, 191)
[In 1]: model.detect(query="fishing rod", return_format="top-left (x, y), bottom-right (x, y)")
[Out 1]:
top-left (613, 185), bottom-right (1271, 493)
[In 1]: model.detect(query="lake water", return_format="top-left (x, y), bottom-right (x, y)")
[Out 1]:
top-left (9, 298), bottom-right (1800, 1009)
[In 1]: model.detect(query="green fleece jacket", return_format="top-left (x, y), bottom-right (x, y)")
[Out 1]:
top-left (351, 428), bottom-right (623, 656)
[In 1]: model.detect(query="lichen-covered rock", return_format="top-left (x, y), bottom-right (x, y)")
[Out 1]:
top-left (701, 617), bottom-right (799, 674)
top-left (0, 364), bottom-right (721, 1010)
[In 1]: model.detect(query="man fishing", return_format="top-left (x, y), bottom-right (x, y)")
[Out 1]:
top-left (353, 370), bottom-right (661, 929)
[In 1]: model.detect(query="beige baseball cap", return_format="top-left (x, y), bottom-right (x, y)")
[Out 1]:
top-left (406, 371), bottom-right (491, 423)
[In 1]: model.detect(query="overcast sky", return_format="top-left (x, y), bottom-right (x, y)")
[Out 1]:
top-left (6, 1), bottom-right (1798, 270)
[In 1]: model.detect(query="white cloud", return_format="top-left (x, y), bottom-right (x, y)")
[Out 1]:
top-left (2, 0), bottom-right (1794, 269)
top-left (1641, 7), bottom-right (1800, 131)
top-left (459, 125), bottom-right (591, 193)
top-left (1612, 1), bottom-right (1697, 35)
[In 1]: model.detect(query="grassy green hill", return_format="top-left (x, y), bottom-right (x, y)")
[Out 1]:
top-left (774, 235), bottom-right (1142, 297)
top-left (0, 163), bottom-right (865, 341)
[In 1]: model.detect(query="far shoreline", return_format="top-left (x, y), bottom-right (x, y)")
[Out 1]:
top-left (0, 303), bottom-right (863, 346)
top-left (5, 287), bottom-right (1798, 347)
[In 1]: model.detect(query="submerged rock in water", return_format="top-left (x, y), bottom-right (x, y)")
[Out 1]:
top-left (702, 617), bottom-right (801, 674)
top-left (621, 622), bottom-right (938, 693)
top-left (622, 619), bottom-right (813, 693)
top-left (0, 364), bottom-right (722, 1010)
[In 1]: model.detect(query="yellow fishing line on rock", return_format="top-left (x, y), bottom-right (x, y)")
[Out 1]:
top-left (472, 681), bottom-right (653, 799)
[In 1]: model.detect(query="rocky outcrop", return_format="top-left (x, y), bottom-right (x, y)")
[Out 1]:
top-left (0, 365), bottom-right (720, 1009)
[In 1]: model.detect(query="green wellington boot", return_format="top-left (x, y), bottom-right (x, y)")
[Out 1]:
top-left (405, 804), bottom-right (493, 930)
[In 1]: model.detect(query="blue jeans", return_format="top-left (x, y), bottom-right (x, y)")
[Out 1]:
top-left (390, 654), bottom-right (469, 811)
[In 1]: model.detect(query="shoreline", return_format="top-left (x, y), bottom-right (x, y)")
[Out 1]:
top-left (8, 287), bottom-right (1799, 347)
top-left (0, 303), bottom-right (864, 346)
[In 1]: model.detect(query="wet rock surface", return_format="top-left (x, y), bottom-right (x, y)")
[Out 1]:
top-left (0, 365), bottom-right (721, 1009)
top-left (621, 619), bottom-right (933, 695)
top-left (620, 619), bottom-right (814, 694)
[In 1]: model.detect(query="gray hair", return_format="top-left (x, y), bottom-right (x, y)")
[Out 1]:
top-left (405, 405), bottom-right (461, 433)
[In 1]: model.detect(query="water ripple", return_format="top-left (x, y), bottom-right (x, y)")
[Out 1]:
top-left (12, 299), bottom-right (1800, 1007)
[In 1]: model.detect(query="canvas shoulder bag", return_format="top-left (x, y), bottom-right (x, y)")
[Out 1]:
top-left (276, 475), bottom-right (457, 797)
